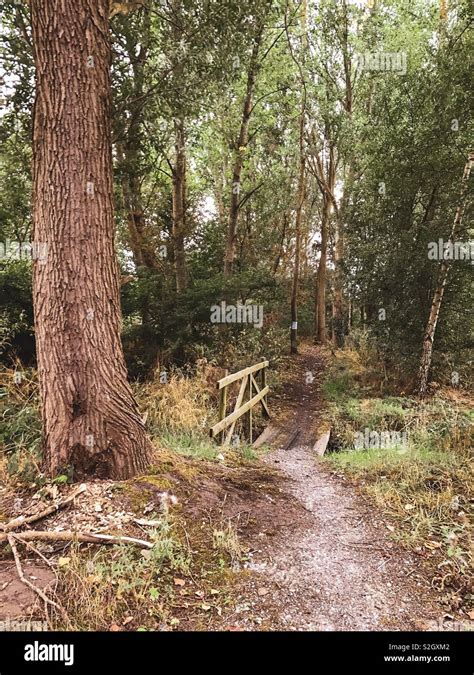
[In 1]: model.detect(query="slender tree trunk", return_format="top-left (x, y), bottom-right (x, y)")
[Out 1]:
top-left (316, 196), bottom-right (330, 343)
top-left (273, 212), bottom-right (288, 275)
top-left (170, 0), bottom-right (188, 293)
top-left (288, 1), bottom-right (308, 353)
top-left (31, 0), bottom-right (152, 479)
top-left (439, 0), bottom-right (448, 23)
top-left (115, 13), bottom-right (160, 273)
top-left (223, 28), bottom-right (263, 279)
top-left (290, 110), bottom-right (306, 354)
top-left (332, 3), bottom-right (353, 349)
top-left (313, 266), bottom-right (319, 343)
top-left (418, 152), bottom-right (473, 397)
top-left (118, 144), bottom-right (144, 268)
top-left (332, 215), bottom-right (344, 348)
top-left (332, 165), bottom-right (354, 348)
top-left (117, 144), bottom-right (160, 272)
top-left (172, 117), bottom-right (188, 293)
top-left (213, 156), bottom-right (227, 229)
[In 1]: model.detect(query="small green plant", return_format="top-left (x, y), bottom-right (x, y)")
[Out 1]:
top-left (213, 521), bottom-right (242, 568)
top-left (159, 430), bottom-right (219, 461)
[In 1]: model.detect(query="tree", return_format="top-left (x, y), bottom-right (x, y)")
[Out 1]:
top-left (223, 23), bottom-right (264, 279)
top-left (418, 152), bottom-right (473, 397)
top-left (286, 1), bottom-right (308, 354)
top-left (31, 0), bottom-right (152, 479)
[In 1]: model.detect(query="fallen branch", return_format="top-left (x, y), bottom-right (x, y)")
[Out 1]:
top-left (0, 484), bottom-right (87, 533)
top-left (0, 529), bottom-right (153, 549)
top-left (8, 533), bottom-right (62, 612)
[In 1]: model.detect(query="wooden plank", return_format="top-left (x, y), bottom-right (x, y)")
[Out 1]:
top-left (210, 385), bottom-right (269, 437)
top-left (313, 430), bottom-right (331, 456)
top-left (223, 375), bottom-right (248, 446)
top-left (251, 373), bottom-right (270, 417)
top-left (217, 360), bottom-right (268, 390)
top-left (283, 429), bottom-right (300, 451)
top-left (252, 424), bottom-right (279, 448)
top-left (218, 369), bottom-right (228, 437)
top-left (247, 375), bottom-right (253, 444)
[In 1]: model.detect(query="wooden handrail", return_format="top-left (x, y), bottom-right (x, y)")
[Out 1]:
top-left (209, 360), bottom-right (270, 445)
top-left (210, 386), bottom-right (269, 438)
top-left (216, 360), bottom-right (268, 389)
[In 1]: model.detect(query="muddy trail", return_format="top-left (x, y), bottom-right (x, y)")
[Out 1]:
top-left (226, 344), bottom-right (442, 631)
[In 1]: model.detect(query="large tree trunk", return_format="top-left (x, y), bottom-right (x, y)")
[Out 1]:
top-left (418, 152), bottom-right (473, 398)
top-left (31, 0), bottom-right (152, 479)
top-left (223, 28), bottom-right (263, 279)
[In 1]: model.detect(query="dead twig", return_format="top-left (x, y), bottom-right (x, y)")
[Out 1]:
top-left (7, 533), bottom-right (62, 613)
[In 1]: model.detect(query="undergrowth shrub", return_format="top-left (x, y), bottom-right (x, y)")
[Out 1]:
top-left (0, 367), bottom-right (42, 485)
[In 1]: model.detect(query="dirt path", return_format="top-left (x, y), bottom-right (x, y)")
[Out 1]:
top-left (232, 344), bottom-right (442, 631)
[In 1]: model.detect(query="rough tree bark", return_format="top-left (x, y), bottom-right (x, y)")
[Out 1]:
top-left (31, 0), bottom-right (152, 479)
top-left (418, 152), bottom-right (473, 398)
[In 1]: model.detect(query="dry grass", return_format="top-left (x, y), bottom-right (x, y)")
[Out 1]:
top-left (50, 510), bottom-right (191, 631)
top-left (0, 366), bottom-right (42, 486)
top-left (137, 360), bottom-right (219, 438)
top-left (213, 520), bottom-right (243, 569)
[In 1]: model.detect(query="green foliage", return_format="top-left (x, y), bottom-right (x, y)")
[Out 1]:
top-left (0, 0), bottom-right (471, 389)
top-left (0, 261), bottom-right (34, 362)
top-left (158, 431), bottom-right (220, 461)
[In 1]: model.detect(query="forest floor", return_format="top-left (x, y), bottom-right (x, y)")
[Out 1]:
top-left (0, 344), bottom-right (466, 631)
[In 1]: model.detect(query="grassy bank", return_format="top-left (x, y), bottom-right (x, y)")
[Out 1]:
top-left (322, 349), bottom-right (473, 613)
